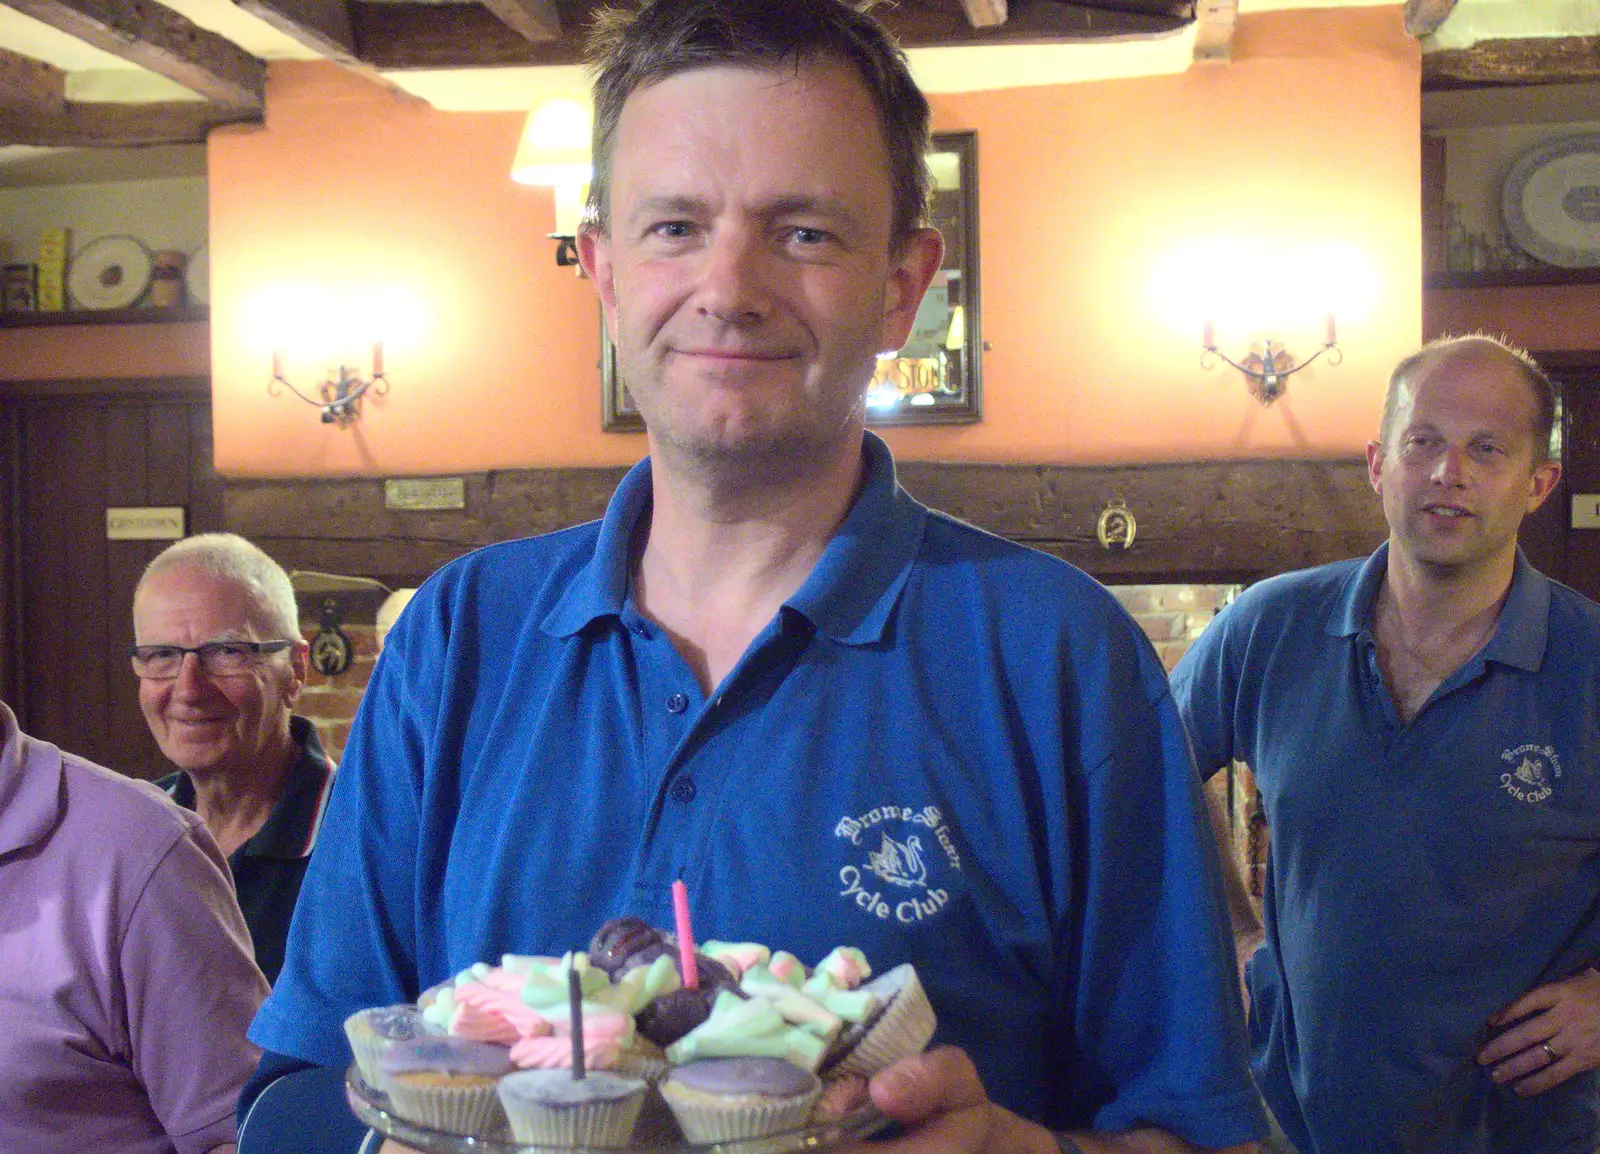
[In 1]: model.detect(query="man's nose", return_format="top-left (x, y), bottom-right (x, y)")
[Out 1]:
top-left (696, 229), bottom-right (770, 324)
top-left (1432, 444), bottom-right (1467, 485)
top-left (172, 651), bottom-right (209, 694)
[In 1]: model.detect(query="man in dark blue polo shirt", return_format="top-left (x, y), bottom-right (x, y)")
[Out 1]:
top-left (133, 533), bottom-right (336, 985)
top-left (1173, 335), bottom-right (1600, 1152)
top-left (245, 2), bottom-right (1266, 1151)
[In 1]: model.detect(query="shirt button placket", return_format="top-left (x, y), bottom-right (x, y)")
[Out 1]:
top-left (666, 692), bottom-right (688, 714)
top-left (669, 776), bottom-right (697, 803)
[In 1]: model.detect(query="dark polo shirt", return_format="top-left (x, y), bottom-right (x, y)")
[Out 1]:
top-left (160, 715), bottom-right (336, 984)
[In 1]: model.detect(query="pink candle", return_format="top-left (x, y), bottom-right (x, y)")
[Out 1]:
top-left (1202, 320), bottom-right (1215, 350)
top-left (672, 879), bottom-right (699, 990)
top-left (272, 349), bottom-right (283, 378)
top-left (372, 341), bottom-right (384, 376)
top-left (1324, 314), bottom-right (1337, 347)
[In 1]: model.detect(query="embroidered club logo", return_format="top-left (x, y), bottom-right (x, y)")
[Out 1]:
top-left (834, 804), bottom-right (961, 925)
top-left (1500, 744), bottom-right (1562, 804)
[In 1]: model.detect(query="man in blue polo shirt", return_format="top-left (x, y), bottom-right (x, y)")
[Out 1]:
top-left (1172, 335), bottom-right (1600, 1152)
top-left (245, 2), bottom-right (1265, 1150)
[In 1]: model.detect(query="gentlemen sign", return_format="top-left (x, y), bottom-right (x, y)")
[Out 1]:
top-left (106, 506), bottom-right (186, 540)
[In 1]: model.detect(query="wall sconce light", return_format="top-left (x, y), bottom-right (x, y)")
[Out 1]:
top-left (1201, 315), bottom-right (1342, 405)
top-left (269, 344), bottom-right (389, 427)
top-left (512, 96), bottom-right (593, 269)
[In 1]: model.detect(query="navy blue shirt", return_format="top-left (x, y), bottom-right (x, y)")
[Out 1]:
top-left (162, 715), bottom-right (335, 984)
top-left (1172, 545), bottom-right (1600, 1152)
top-left (252, 434), bottom-right (1264, 1144)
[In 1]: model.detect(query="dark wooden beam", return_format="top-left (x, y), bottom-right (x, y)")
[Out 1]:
top-left (4, 0), bottom-right (265, 108)
top-left (223, 459), bottom-right (1388, 588)
top-left (0, 99), bottom-right (259, 147)
top-left (0, 46), bottom-right (65, 116)
top-left (1404, 0), bottom-right (1459, 38)
top-left (235, 0), bottom-right (413, 94)
top-left (349, 0), bottom-right (1188, 70)
top-left (1423, 35), bottom-right (1600, 89)
top-left (479, 0), bottom-right (563, 43)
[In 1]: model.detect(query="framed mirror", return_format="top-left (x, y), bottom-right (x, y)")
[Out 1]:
top-left (601, 130), bottom-right (980, 431)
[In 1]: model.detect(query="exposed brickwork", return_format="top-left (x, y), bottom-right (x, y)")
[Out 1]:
top-left (296, 620), bottom-right (377, 763)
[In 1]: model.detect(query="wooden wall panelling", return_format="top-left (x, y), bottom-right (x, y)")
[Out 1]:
top-left (226, 459), bottom-right (1392, 589)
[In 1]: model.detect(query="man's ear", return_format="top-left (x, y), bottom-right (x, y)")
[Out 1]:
top-left (578, 227), bottom-right (616, 316)
top-left (1365, 439), bottom-right (1385, 497)
top-left (285, 640), bottom-right (310, 705)
top-left (879, 227), bottom-right (945, 354)
top-left (1526, 458), bottom-right (1562, 514)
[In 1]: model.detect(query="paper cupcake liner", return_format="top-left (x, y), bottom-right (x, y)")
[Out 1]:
top-left (344, 1028), bottom-right (389, 1087)
top-left (834, 966), bottom-right (936, 1078)
top-left (499, 1089), bottom-right (645, 1147)
top-left (663, 1084), bottom-right (821, 1143)
top-left (382, 1077), bottom-right (505, 1136)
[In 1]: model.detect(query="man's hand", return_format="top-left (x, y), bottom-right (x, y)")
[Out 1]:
top-left (1478, 968), bottom-right (1600, 1095)
top-left (852, 1046), bottom-right (1258, 1154)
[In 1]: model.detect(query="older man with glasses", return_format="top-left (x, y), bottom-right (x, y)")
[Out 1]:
top-left (131, 532), bottom-right (337, 984)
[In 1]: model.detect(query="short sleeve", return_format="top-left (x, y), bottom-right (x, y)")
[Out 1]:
top-left (250, 606), bottom-right (430, 1066)
top-left (1064, 629), bottom-right (1265, 1145)
top-left (121, 821), bottom-right (269, 1154)
top-left (1169, 605), bottom-right (1240, 780)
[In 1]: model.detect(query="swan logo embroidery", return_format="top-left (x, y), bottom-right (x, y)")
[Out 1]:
top-left (1500, 744), bottom-right (1561, 804)
top-left (834, 805), bottom-right (961, 925)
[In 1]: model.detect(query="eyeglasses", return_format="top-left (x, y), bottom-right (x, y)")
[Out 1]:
top-left (129, 640), bottom-right (295, 679)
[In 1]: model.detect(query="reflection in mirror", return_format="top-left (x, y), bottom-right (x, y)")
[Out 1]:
top-left (600, 130), bottom-right (980, 431)
top-left (866, 131), bottom-right (981, 425)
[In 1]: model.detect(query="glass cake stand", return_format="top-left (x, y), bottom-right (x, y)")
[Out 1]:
top-left (346, 1066), bottom-right (892, 1154)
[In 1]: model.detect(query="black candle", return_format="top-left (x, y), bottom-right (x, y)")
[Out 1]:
top-left (568, 965), bottom-right (586, 1080)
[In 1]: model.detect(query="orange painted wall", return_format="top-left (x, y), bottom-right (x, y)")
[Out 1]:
top-left (0, 321), bottom-right (207, 382)
top-left (207, 5), bottom-right (1418, 477)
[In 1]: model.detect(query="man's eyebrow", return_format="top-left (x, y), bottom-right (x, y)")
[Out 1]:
top-left (625, 195), bottom-right (705, 224)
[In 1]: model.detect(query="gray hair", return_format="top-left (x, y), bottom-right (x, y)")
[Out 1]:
top-left (135, 532), bottom-right (303, 641)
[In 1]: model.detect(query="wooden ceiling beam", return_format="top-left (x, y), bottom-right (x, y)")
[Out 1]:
top-left (4, 0), bottom-right (264, 108)
top-left (1423, 35), bottom-right (1600, 89)
top-left (960, 0), bottom-right (1008, 30)
top-left (1404, 0), bottom-right (1460, 39)
top-left (350, 0), bottom-right (1188, 70)
top-left (479, 0), bottom-right (563, 43)
top-left (0, 46), bottom-right (65, 116)
top-left (235, 0), bottom-right (411, 94)
top-left (0, 99), bottom-right (259, 146)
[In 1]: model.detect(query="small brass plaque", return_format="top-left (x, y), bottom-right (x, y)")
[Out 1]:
top-left (106, 506), bottom-right (186, 540)
top-left (384, 478), bottom-right (466, 511)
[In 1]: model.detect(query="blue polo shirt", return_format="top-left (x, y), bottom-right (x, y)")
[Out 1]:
top-left (253, 433), bottom-right (1264, 1145)
top-left (1172, 544), bottom-right (1600, 1152)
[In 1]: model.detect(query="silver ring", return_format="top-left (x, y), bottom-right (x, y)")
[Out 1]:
top-left (1543, 1042), bottom-right (1558, 1064)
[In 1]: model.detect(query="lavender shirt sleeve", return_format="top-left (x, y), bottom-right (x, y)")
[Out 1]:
top-left (121, 817), bottom-right (270, 1154)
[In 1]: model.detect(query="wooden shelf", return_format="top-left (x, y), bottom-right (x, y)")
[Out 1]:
top-left (1427, 267), bottom-right (1600, 290)
top-left (0, 304), bottom-right (208, 328)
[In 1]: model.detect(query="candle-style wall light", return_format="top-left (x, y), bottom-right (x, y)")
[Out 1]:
top-left (269, 342), bottom-right (389, 427)
top-left (1201, 314), bottom-right (1342, 405)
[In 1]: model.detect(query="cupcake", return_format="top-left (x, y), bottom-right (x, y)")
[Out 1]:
top-left (823, 963), bottom-right (936, 1078)
top-left (343, 1004), bottom-right (439, 1086)
top-left (497, 1068), bottom-right (648, 1146)
top-left (661, 1056), bottom-right (821, 1142)
top-left (376, 1035), bottom-right (516, 1136)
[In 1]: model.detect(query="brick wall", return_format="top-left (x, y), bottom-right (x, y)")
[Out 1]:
top-left (295, 618), bottom-right (378, 765)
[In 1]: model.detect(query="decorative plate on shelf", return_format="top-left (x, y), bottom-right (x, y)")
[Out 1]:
top-left (186, 241), bottom-right (209, 305)
top-left (68, 235), bottom-right (154, 310)
top-left (1503, 133), bottom-right (1600, 269)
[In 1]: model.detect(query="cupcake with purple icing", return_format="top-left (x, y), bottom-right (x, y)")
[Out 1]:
top-left (342, 1004), bottom-right (440, 1086)
top-left (661, 1056), bottom-right (822, 1141)
top-left (376, 1035), bottom-right (515, 1135)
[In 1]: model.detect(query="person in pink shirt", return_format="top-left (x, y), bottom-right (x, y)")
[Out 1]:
top-left (0, 699), bottom-right (269, 1153)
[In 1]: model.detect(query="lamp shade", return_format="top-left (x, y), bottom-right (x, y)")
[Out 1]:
top-left (511, 96), bottom-right (594, 187)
